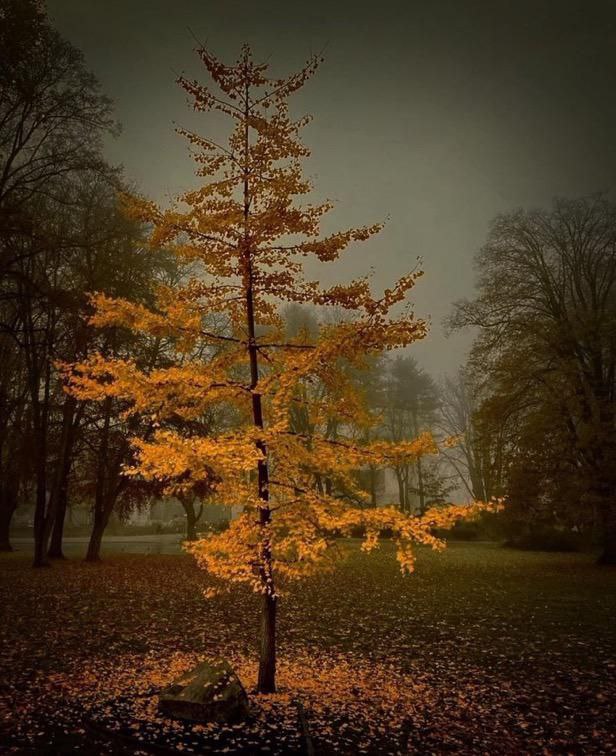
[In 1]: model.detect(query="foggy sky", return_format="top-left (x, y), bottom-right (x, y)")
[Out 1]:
top-left (46, 0), bottom-right (616, 376)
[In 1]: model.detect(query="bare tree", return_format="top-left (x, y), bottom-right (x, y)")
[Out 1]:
top-left (438, 368), bottom-right (508, 502)
top-left (451, 195), bottom-right (616, 563)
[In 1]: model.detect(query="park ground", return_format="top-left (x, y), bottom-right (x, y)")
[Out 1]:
top-left (1, 541), bottom-right (615, 754)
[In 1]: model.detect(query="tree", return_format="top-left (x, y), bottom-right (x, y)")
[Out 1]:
top-left (439, 367), bottom-right (508, 503)
top-left (0, 0), bottom-right (115, 232)
top-left (0, 164), bottom-right (174, 563)
top-left (0, 318), bottom-right (29, 550)
top-left (65, 180), bottom-right (178, 562)
top-left (0, 0), bottom-right (119, 564)
top-left (285, 305), bottom-right (385, 506)
top-left (382, 356), bottom-right (446, 513)
top-left (502, 403), bottom-right (586, 541)
top-left (466, 342), bottom-right (590, 543)
top-left (69, 45), bottom-right (488, 693)
top-left (351, 354), bottom-right (387, 507)
top-left (451, 195), bottom-right (616, 562)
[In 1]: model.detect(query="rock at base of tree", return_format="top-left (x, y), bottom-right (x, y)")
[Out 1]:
top-left (158, 659), bottom-right (250, 724)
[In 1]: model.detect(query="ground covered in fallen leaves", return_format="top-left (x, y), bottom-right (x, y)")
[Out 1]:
top-left (1, 542), bottom-right (615, 754)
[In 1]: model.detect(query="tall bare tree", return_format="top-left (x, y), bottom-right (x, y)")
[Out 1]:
top-left (451, 195), bottom-right (616, 563)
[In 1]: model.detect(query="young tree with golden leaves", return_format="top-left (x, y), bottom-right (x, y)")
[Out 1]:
top-left (68, 46), bottom-right (489, 693)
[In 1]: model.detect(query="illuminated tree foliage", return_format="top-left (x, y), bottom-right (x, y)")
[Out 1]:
top-left (68, 46), bottom-right (488, 692)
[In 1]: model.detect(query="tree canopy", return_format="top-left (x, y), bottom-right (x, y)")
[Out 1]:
top-left (68, 45), bottom-right (489, 691)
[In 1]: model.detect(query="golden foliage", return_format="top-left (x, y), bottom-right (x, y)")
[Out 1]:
top-left (66, 45), bottom-right (495, 600)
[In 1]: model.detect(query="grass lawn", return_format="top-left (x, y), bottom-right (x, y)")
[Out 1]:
top-left (1, 541), bottom-right (615, 754)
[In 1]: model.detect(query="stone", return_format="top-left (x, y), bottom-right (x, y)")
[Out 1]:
top-left (158, 659), bottom-right (250, 724)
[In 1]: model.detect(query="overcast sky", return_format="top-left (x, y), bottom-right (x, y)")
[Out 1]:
top-left (47, 0), bottom-right (616, 376)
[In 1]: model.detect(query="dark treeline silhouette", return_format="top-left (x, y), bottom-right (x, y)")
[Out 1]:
top-left (449, 196), bottom-right (616, 563)
top-left (0, 0), bottom-right (175, 564)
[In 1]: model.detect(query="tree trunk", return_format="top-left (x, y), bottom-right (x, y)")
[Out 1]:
top-left (85, 396), bottom-right (113, 563)
top-left (186, 509), bottom-right (198, 541)
top-left (32, 466), bottom-right (49, 567)
top-left (416, 457), bottom-right (426, 515)
top-left (369, 467), bottom-right (377, 507)
top-left (47, 396), bottom-right (79, 559)
top-left (598, 500), bottom-right (616, 565)
top-left (240, 76), bottom-right (277, 694)
top-left (258, 592), bottom-right (277, 693)
top-left (395, 469), bottom-right (405, 511)
top-left (32, 360), bottom-right (51, 568)
top-left (0, 474), bottom-right (19, 552)
top-left (404, 475), bottom-right (412, 514)
top-left (0, 495), bottom-right (15, 551)
top-left (85, 506), bottom-right (109, 562)
top-left (180, 497), bottom-right (203, 541)
top-left (47, 486), bottom-right (67, 559)
top-left (85, 521), bottom-right (104, 562)
top-left (32, 401), bottom-right (49, 566)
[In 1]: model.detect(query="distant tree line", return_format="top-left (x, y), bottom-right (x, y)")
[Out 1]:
top-left (283, 304), bottom-right (455, 515)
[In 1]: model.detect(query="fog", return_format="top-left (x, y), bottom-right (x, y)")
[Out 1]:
top-left (47, 0), bottom-right (616, 376)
